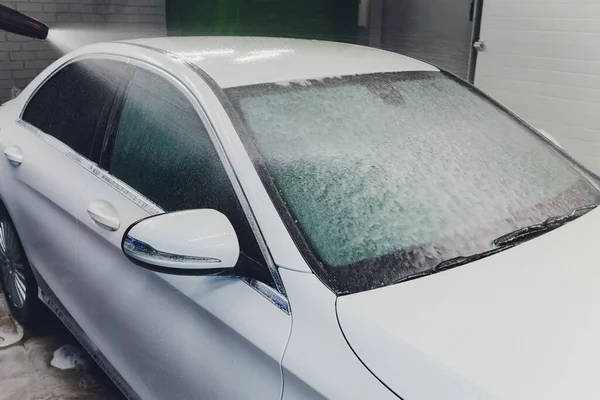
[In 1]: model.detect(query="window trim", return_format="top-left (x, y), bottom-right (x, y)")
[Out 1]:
top-left (19, 53), bottom-right (290, 314)
top-left (104, 56), bottom-right (290, 313)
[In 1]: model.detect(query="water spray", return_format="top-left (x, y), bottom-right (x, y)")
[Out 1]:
top-left (0, 4), bottom-right (48, 40)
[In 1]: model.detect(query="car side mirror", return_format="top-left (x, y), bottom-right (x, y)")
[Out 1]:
top-left (122, 209), bottom-right (239, 275)
top-left (538, 129), bottom-right (562, 148)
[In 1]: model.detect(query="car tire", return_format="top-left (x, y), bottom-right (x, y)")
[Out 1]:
top-left (0, 210), bottom-right (45, 325)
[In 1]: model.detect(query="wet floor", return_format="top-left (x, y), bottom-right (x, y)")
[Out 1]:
top-left (0, 293), bottom-right (125, 400)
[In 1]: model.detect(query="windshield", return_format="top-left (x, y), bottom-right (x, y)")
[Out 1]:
top-left (225, 71), bottom-right (600, 294)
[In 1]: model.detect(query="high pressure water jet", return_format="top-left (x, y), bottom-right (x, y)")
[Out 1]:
top-left (0, 4), bottom-right (48, 40)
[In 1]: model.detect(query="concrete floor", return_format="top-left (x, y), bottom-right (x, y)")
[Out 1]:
top-left (0, 293), bottom-right (125, 400)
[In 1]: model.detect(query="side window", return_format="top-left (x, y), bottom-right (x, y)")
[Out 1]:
top-left (23, 59), bottom-right (130, 163)
top-left (109, 68), bottom-right (276, 288)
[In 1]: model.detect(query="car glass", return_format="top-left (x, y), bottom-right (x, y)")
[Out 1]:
top-left (110, 67), bottom-right (276, 287)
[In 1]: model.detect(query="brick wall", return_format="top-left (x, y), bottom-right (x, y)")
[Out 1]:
top-left (0, 0), bottom-right (166, 102)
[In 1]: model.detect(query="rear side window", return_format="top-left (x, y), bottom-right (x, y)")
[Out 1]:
top-left (109, 68), bottom-right (276, 288)
top-left (23, 59), bottom-right (130, 162)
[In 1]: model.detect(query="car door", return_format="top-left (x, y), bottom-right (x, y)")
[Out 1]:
top-left (76, 63), bottom-right (291, 400)
top-left (0, 58), bottom-right (128, 320)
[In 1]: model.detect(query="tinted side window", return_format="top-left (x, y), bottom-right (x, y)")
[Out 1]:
top-left (23, 59), bottom-right (130, 162)
top-left (110, 68), bottom-right (276, 287)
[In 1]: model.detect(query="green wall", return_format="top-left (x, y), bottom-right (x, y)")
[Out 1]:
top-left (166, 0), bottom-right (359, 44)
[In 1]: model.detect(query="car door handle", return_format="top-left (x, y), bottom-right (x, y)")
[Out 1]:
top-left (4, 146), bottom-right (23, 166)
top-left (87, 200), bottom-right (120, 231)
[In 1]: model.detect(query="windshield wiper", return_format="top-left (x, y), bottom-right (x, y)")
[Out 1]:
top-left (392, 204), bottom-right (598, 285)
top-left (391, 247), bottom-right (509, 285)
top-left (492, 204), bottom-right (597, 248)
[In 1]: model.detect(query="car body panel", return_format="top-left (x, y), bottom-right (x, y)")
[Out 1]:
top-left (71, 57), bottom-right (291, 400)
top-left (122, 36), bottom-right (438, 89)
top-left (0, 45), bottom-right (296, 400)
top-left (337, 206), bottom-right (600, 400)
top-left (3, 36), bottom-right (599, 400)
top-left (0, 116), bottom-right (85, 321)
top-left (119, 40), bottom-right (313, 273)
top-left (36, 279), bottom-right (141, 400)
top-left (278, 268), bottom-right (397, 400)
top-left (77, 174), bottom-right (289, 400)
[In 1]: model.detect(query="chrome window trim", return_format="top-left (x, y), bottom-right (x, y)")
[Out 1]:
top-left (123, 235), bottom-right (222, 265)
top-left (15, 119), bottom-right (163, 215)
top-left (121, 56), bottom-right (289, 313)
top-left (19, 51), bottom-right (289, 314)
top-left (241, 278), bottom-right (290, 313)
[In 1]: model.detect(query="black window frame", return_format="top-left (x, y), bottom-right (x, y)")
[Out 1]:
top-left (102, 64), bottom-right (282, 292)
top-left (222, 70), bottom-right (600, 296)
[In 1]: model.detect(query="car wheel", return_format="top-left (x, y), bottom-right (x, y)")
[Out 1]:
top-left (0, 212), bottom-right (44, 325)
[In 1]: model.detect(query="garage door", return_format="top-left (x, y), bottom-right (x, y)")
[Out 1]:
top-left (380, 0), bottom-right (475, 79)
top-left (474, 0), bottom-right (600, 173)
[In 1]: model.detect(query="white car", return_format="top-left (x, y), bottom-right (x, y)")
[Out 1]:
top-left (0, 37), bottom-right (598, 400)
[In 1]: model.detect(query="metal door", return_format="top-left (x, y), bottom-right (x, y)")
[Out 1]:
top-left (75, 61), bottom-right (291, 400)
top-left (0, 118), bottom-right (86, 319)
top-left (380, 0), bottom-right (478, 79)
top-left (473, 0), bottom-right (600, 173)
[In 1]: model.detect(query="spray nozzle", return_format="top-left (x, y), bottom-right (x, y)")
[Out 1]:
top-left (0, 4), bottom-right (48, 40)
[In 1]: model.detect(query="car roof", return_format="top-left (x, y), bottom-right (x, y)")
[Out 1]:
top-left (121, 36), bottom-right (439, 89)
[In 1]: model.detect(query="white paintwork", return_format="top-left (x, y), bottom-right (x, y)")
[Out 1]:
top-left (279, 269), bottom-right (398, 400)
top-left (3, 145), bottom-right (22, 165)
top-left (76, 167), bottom-right (289, 400)
top-left (337, 206), bottom-right (600, 400)
top-left (538, 129), bottom-right (561, 148)
top-left (122, 36), bottom-right (438, 88)
top-left (127, 209), bottom-right (240, 269)
top-left (113, 41), bottom-right (312, 273)
top-left (0, 36), bottom-right (599, 400)
top-left (76, 165), bottom-right (289, 400)
top-left (475, 0), bottom-right (600, 173)
top-left (0, 120), bottom-right (85, 328)
top-left (0, 47), bottom-right (294, 400)
top-left (12, 41), bottom-right (312, 275)
top-left (87, 199), bottom-right (120, 231)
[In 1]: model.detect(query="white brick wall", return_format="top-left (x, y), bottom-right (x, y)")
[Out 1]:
top-left (474, 0), bottom-right (600, 173)
top-left (0, 0), bottom-right (166, 102)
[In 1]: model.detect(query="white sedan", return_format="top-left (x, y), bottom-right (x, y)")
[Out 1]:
top-left (0, 37), bottom-right (598, 400)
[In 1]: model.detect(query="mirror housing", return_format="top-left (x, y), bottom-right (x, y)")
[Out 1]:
top-left (538, 129), bottom-right (562, 148)
top-left (122, 209), bottom-right (239, 275)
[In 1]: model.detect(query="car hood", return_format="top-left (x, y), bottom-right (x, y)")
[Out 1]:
top-left (336, 207), bottom-right (600, 400)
